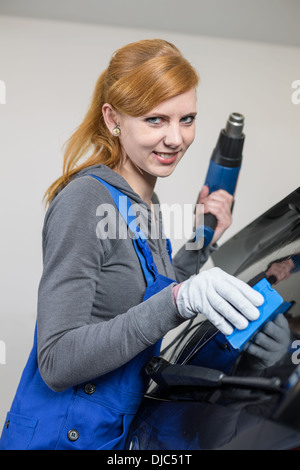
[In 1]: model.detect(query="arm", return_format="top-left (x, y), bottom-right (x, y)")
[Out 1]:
top-left (37, 177), bottom-right (182, 392)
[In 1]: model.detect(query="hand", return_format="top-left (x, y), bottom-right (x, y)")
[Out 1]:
top-left (175, 267), bottom-right (264, 336)
top-left (195, 186), bottom-right (234, 245)
top-left (246, 314), bottom-right (291, 369)
top-left (266, 258), bottom-right (295, 285)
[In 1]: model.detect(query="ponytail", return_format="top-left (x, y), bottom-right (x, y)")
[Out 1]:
top-left (44, 70), bottom-right (121, 205)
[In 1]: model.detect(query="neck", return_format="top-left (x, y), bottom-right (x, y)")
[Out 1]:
top-left (114, 161), bottom-right (157, 207)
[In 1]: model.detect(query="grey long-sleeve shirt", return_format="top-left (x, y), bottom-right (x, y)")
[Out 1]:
top-left (37, 165), bottom-right (213, 391)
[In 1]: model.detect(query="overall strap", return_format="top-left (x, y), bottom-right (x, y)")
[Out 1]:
top-left (89, 174), bottom-right (160, 286)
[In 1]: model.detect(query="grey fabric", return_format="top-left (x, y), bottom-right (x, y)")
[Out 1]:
top-left (37, 165), bottom-right (213, 391)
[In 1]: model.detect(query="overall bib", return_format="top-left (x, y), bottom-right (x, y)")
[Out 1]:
top-left (0, 176), bottom-right (175, 450)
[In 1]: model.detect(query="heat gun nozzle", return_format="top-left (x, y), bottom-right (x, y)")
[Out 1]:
top-left (225, 112), bottom-right (244, 138)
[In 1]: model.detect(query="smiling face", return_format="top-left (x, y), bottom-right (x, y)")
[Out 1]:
top-left (102, 87), bottom-right (197, 202)
top-left (118, 88), bottom-right (197, 177)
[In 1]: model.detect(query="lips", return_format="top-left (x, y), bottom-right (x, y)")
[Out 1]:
top-left (152, 151), bottom-right (179, 164)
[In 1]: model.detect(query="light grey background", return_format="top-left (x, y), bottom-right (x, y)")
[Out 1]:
top-left (0, 0), bottom-right (300, 428)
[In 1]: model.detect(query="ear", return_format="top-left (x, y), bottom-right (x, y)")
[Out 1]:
top-left (102, 103), bottom-right (120, 134)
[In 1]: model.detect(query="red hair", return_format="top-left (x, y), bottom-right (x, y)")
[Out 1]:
top-left (44, 39), bottom-right (199, 205)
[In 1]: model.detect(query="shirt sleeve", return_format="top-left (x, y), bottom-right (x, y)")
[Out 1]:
top-left (37, 177), bottom-right (182, 392)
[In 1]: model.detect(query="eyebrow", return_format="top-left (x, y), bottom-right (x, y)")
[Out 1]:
top-left (145, 111), bottom-right (197, 118)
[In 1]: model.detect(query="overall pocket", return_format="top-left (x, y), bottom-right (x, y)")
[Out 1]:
top-left (55, 385), bottom-right (136, 450)
top-left (0, 412), bottom-right (37, 450)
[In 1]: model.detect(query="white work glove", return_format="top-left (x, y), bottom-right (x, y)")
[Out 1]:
top-left (246, 313), bottom-right (290, 369)
top-left (176, 267), bottom-right (264, 336)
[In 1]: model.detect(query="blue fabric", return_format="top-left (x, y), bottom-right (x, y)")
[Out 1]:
top-left (0, 176), bottom-right (175, 450)
top-left (188, 330), bottom-right (240, 374)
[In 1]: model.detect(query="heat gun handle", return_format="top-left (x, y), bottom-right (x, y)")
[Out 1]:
top-left (199, 162), bottom-right (241, 247)
top-left (204, 213), bottom-right (218, 231)
top-left (203, 213), bottom-right (218, 246)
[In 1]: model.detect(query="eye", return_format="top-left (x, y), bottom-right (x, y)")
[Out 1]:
top-left (145, 116), bottom-right (163, 125)
top-left (181, 115), bottom-right (196, 125)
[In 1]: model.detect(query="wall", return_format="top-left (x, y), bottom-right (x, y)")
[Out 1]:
top-left (0, 14), bottom-right (299, 427)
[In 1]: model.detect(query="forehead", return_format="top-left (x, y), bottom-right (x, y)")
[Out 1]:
top-left (146, 88), bottom-right (197, 115)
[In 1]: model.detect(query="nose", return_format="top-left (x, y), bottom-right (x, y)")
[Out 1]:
top-left (164, 123), bottom-right (183, 149)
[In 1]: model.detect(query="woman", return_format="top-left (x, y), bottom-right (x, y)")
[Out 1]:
top-left (0, 39), bottom-right (289, 450)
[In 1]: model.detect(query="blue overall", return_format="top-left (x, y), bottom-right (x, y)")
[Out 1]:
top-left (0, 176), bottom-right (175, 450)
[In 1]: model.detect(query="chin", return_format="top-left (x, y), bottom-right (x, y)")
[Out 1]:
top-left (154, 167), bottom-right (177, 179)
top-left (153, 160), bottom-right (180, 178)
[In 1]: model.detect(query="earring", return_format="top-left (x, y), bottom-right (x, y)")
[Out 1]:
top-left (112, 125), bottom-right (120, 136)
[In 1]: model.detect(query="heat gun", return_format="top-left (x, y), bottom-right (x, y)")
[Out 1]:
top-left (195, 112), bottom-right (245, 247)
